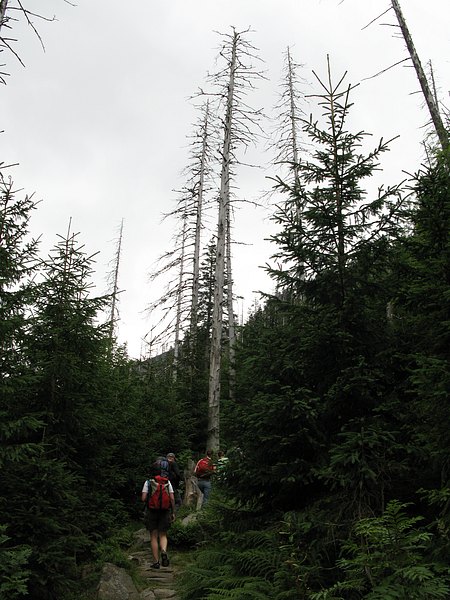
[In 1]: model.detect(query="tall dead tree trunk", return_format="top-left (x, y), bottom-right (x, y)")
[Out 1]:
top-left (0, 0), bottom-right (8, 30)
top-left (207, 37), bottom-right (236, 452)
top-left (272, 47), bottom-right (306, 301)
top-left (285, 47), bottom-right (305, 283)
top-left (225, 202), bottom-right (236, 403)
top-left (206, 27), bottom-right (263, 451)
top-left (173, 201), bottom-right (188, 380)
top-left (107, 219), bottom-right (123, 357)
top-left (286, 47), bottom-right (301, 190)
top-left (391, 0), bottom-right (449, 151)
top-left (191, 101), bottom-right (211, 345)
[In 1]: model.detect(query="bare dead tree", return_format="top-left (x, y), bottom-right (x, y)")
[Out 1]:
top-left (189, 101), bottom-right (214, 347)
top-left (225, 199), bottom-right (236, 402)
top-left (172, 199), bottom-right (188, 380)
top-left (208, 30), bottom-right (237, 451)
top-left (0, 1), bottom-right (66, 83)
top-left (0, 1), bottom-right (8, 30)
top-left (362, 1), bottom-right (449, 152)
top-left (206, 27), bottom-right (264, 451)
top-left (271, 47), bottom-right (308, 186)
top-left (269, 47), bottom-right (309, 300)
top-left (106, 219), bottom-right (124, 356)
top-left (145, 194), bottom-right (194, 359)
top-left (145, 102), bottom-right (216, 368)
top-left (390, 0), bottom-right (448, 151)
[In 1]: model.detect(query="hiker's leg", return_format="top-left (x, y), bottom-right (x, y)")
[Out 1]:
top-left (158, 510), bottom-right (171, 553)
top-left (201, 480), bottom-right (212, 506)
top-left (197, 479), bottom-right (207, 505)
top-left (150, 529), bottom-right (159, 562)
top-left (159, 531), bottom-right (168, 553)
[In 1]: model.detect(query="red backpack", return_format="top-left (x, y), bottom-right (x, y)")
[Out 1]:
top-left (195, 457), bottom-right (213, 479)
top-left (147, 475), bottom-right (171, 510)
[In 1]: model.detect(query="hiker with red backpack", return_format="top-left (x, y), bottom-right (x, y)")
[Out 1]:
top-left (194, 450), bottom-right (216, 507)
top-left (141, 457), bottom-right (176, 569)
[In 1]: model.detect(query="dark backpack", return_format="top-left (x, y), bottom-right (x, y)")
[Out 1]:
top-left (153, 457), bottom-right (170, 478)
top-left (147, 475), bottom-right (171, 510)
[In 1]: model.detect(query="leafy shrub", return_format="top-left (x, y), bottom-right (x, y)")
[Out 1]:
top-left (169, 516), bottom-right (204, 548)
top-left (93, 527), bottom-right (135, 569)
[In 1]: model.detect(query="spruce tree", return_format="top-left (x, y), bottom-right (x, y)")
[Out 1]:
top-left (0, 175), bottom-right (42, 462)
top-left (270, 56), bottom-right (403, 307)
top-left (392, 151), bottom-right (450, 519)
top-left (226, 60), bottom-right (407, 517)
top-left (15, 226), bottom-right (127, 597)
top-left (0, 176), bottom-right (41, 598)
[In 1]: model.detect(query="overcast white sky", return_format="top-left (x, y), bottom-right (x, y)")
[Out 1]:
top-left (1, 0), bottom-right (449, 358)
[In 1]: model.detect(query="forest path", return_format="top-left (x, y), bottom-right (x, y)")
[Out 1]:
top-left (128, 528), bottom-right (182, 600)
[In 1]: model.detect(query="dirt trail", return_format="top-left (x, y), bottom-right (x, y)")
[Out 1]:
top-left (129, 529), bottom-right (181, 600)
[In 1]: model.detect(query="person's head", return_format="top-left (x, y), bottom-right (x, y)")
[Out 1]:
top-left (167, 452), bottom-right (176, 463)
top-left (206, 449), bottom-right (213, 459)
top-left (218, 450), bottom-right (224, 459)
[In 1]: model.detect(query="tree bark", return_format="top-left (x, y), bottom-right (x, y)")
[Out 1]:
top-left (226, 202), bottom-right (236, 403)
top-left (190, 102), bottom-right (210, 343)
top-left (285, 47), bottom-right (304, 280)
top-left (391, 0), bottom-right (449, 151)
top-left (207, 31), bottom-right (237, 452)
top-left (0, 0), bottom-right (8, 32)
top-left (286, 47), bottom-right (301, 188)
top-left (173, 203), bottom-right (188, 380)
top-left (182, 459), bottom-right (203, 509)
top-left (108, 219), bottom-right (123, 356)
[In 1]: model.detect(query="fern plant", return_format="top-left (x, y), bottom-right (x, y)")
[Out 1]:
top-left (177, 497), bottom-right (291, 600)
top-left (310, 500), bottom-right (450, 599)
top-left (178, 535), bottom-right (280, 599)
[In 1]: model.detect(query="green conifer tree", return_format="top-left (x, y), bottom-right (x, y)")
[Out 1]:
top-left (391, 151), bottom-right (450, 541)
top-left (270, 56), bottom-right (403, 307)
top-left (0, 176), bottom-right (41, 598)
top-left (16, 226), bottom-right (120, 597)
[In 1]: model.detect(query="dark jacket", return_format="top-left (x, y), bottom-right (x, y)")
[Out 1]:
top-left (168, 461), bottom-right (181, 490)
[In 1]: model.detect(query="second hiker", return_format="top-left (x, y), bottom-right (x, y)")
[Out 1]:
top-left (194, 450), bottom-right (216, 507)
top-left (167, 452), bottom-right (182, 508)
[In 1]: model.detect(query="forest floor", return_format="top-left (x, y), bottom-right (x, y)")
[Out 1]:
top-left (128, 527), bottom-right (190, 600)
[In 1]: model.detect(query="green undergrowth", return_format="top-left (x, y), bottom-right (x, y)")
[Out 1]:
top-left (61, 509), bottom-right (204, 600)
top-left (169, 508), bottom-right (205, 549)
top-left (58, 522), bottom-right (143, 600)
top-left (176, 495), bottom-right (450, 600)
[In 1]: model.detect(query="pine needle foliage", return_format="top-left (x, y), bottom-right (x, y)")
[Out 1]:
top-left (0, 525), bottom-right (31, 600)
top-left (269, 58), bottom-right (405, 307)
top-left (215, 65), bottom-right (450, 600)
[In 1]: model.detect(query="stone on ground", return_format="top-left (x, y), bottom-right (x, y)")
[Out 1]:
top-left (97, 562), bottom-right (140, 600)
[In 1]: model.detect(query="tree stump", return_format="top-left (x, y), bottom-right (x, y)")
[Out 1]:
top-left (182, 459), bottom-right (202, 510)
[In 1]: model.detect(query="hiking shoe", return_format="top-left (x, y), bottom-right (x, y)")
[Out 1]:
top-left (150, 561), bottom-right (160, 569)
top-left (161, 551), bottom-right (169, 567)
